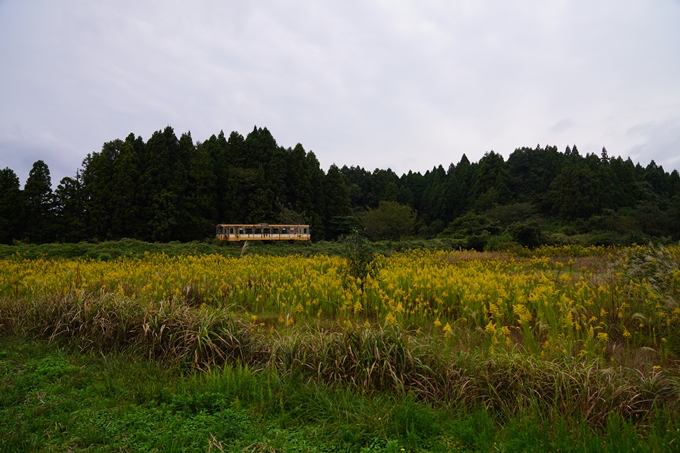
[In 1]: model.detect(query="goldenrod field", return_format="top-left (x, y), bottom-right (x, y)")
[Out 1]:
top-left (2, 245), bottom-right (678, 363)
top-left (1, 244), bottom-right (679, 429)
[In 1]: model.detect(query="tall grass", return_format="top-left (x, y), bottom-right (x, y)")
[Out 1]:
top-left (3, 245), bottom-right (678, 359)
top-left (1, 291), bottom-right (678, 424)
top-left (1, 243), bottom-right (678, 427)
top-left (3, 337), bottom-right (678, 452)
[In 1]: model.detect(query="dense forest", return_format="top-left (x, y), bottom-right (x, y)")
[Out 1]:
top-left (1, 125), bottom-right (679, 247)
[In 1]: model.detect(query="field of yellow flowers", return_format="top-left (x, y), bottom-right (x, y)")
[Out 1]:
top-left (1, 244), bottom-right (678, 364)
top-left (1, 244), bottom-right (679, 424)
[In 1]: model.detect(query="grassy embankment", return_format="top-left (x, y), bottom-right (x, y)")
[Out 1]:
top-left (1, 241), bottom-right (679, 451)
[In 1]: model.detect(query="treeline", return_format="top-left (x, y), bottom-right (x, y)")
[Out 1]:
top-left (1, 125), bottom-right (679, 245)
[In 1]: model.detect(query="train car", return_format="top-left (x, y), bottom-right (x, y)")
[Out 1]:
top-left (215, 223), bottom-right (311, 241)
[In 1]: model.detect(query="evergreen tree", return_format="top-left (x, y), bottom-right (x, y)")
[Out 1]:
top-left (0, 168), bottom-right (24, 244)
top-left (54, 174), bottom-right (86, 242)
top-left (420, 165), bottom-right (446, 224)
top-left (170, 132), bottom-right (194, 240)
top-left (440, 154), bottom-right (472, 223)
top-left (201, 131), bottom-right (229, 222)
top-left (149, 190), bottom-right (179, 242)
top-left (246, 164), bottom-right (273, 223)
top-left (224, 167), bottom-right (258, 222)
top-left (324, 164), bottom-right (352, 239)
top-left (506, 145), bottom-right (564, 212)
top-left (23, 160), bottom-right (55, 243)
top-left (109, 140), bottom-right (140, 238)
top-left (644, 160), bottom-right (669, 197)
top-left (244, 126), bottom-right (277, 167)
top-left (609, 157), bottom-right (639, 208)
top-left (340, 165), bottom-right (372, 209)
top-left (549, 162), bottom-right (599, 219)
top-left (469, 151), bottom-right (511, 211)
top-left (267, 147), bottom-right (289, 210)
top-left (287, 144), bottom-right (313, 214)
top-left (306, 151), bottom-right (326, 240)
top-left (140, 127), bottom-right (180, 240)
top-left (184, 137), bottom-right (217, 239)
top-left (81, 142), bottom-right (116, 239)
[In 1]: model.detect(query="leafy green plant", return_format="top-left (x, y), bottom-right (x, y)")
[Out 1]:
top-left (341, 229), bottom-right (381, 287)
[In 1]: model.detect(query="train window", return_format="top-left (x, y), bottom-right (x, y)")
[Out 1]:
top-left (245, 228), bottom-right (253, 234)
top-left (255, 228), bottom-right (261, 234)
top-left (230, 228), bottom-right (234, 234)
top-left (282, 228), bottom-right (288, 234)
top-left (272, 228), bottom-right (279, 234)
top-left (264, 228), bottom-right (270, 234)
top-left (303, 228), bottom-right (307, 234)
top-left (239, 228), bottom-right (244, 234)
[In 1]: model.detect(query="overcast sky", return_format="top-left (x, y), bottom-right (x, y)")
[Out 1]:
top-left (1, 0), bottom-right (679, 187)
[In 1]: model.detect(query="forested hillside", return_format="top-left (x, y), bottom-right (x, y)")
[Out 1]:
top-left (1, 125), bottom-right (679, 245)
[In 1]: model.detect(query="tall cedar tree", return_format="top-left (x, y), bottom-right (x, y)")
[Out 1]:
top-left (109, 140), bottom-right (140, 239)
top-left (324, 164), bottom-right (353, 240)
top-left (23, 160), bottom-right (55, 243)
top-left (307, 151), bottom-right (326, 240)
top-left (0, 168), bottom-right (24, 243)
top-left (54, 174), bottom-right (86, 242)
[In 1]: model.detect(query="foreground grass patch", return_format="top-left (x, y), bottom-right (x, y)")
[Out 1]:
top-left (1, 337), bottom-right (679, 452)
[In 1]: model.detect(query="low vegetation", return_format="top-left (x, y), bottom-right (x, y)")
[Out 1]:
top-left (1, 241), bottom-right (679, 450)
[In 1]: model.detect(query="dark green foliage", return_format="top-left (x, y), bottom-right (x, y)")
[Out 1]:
top-left (324, 164), bottom-right (353, 240)
top-left (6, 125), bottom-right (680, 244)
top-left (486, 202), bottom-right (536, 228)
top-left (507, 219), bottom-right (542, 248)
top-left (54, 176), bottom-right (86, 242)
top-left (341, 229), bottom-right (380, 285)
top-left (23, 160), bottom-right (55, 243)
top-left (109, 140), bottom-right (140, 239)
top-left (149, 190), bottom-right (179, 242)
top-left (0, 168), bottom-right (24, 244)
top-left (306, 151), bottom-right (326, 240)
top-left (550, 162), bottom-right (600, 219)
top-left (361, 201), bottom-right (416, 241)
top-left (470, 151), bottom-right (512, 211)
top-left (183, 135), bottom-right (217, 240)
top-left (442, 212), bottom-right (502, 251)
top-left (669, 194), bottom-right (680, 239)
top-left (507, 145), bottom-right (563, 211)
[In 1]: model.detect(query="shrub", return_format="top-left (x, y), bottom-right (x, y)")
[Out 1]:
top-left (507, 220), bottom-right (542, 248)
top-left (341, 229), bottom-right (380, 287)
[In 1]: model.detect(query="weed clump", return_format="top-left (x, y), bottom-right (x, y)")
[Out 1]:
top-left (341, 229), bottom-right (380, 288)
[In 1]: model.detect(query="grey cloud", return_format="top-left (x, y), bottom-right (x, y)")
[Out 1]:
top-left (626, 116), bottom-right (680, 170)
top-left (1, 0), bottom-right (679, 184)
top-left (549, 119), bottom-right (576, 134)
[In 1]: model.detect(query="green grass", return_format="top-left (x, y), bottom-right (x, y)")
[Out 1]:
top-left (2, 241), bottom-right (679, 451)
top-left (0, 237), bottom-right (467, 261)
top-left (1, 336), bottom-right (678, 452)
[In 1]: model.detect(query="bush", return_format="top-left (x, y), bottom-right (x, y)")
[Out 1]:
top-left (507, 220), bottom-right (542, 248)
top-left (361, 201), bottom-right (416, 241)
top-left (341, 229), bottom-right (380, 287)
top-left (484, 234), bottom-right (517, 251)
